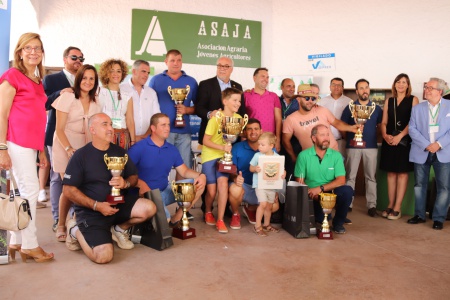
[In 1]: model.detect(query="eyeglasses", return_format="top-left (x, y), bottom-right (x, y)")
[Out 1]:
top-left (423, 86), bottom-right (440, 92)
top-left (303, 96), bottom-right (317, 101)
top-left (331, 83), bottom-right (343, 88)
top-left (67, 55), bottom-right (85, 62)
top-left (217, 64), bottom-right (231, 69)
top-left (23, 46), bottom-right (43, 53)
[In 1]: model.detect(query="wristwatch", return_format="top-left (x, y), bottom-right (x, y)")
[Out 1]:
top-left (320, 185), bottom-right (325, 192)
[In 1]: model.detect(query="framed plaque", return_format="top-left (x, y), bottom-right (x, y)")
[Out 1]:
top-left (257, 155), bottom-right (285, 190)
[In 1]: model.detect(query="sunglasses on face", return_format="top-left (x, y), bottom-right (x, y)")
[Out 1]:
top-left (303, 96), bottom-right (317, 101)
top-left (68, 55), bottom-right (85, 62)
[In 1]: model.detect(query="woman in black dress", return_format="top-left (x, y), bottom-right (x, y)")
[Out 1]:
top-left (380, 74), bottom-right (419, 220)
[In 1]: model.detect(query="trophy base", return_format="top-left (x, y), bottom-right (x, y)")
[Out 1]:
top-left (174, 120), bottom-right (186, 128)
top-left (350, 140), bottom-right (366, 148)
top-left (106, 195), bottom-right (125, 204)
top-left (317, 229), bottom-right (333, 240)
top-left (216, 161), bottom-right (237, 174)
top-left (172, 227), bottom-right (196, 240)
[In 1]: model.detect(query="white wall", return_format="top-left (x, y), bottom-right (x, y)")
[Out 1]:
top-left (10, 0), bottom-right (450, 96)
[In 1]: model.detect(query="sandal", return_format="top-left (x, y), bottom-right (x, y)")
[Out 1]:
top-left (381, 208), bottom-right (393, 218)
top-left (253, 226), bottom-right (267, 237)
top-left (262, 224), bottom-right (280, 233)
top-left (55, 226), bottom-right (67, 242)
top-left (387, 211), bottom-right (402, 220)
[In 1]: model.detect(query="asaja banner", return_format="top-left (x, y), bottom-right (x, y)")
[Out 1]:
top-left (131, 9), bottom-right (261, 68)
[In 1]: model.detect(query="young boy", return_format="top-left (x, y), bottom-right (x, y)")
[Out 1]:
top-left (202, 87), bottom-right (243, 234)
top-left (250, 132), bottom-right (285, 236)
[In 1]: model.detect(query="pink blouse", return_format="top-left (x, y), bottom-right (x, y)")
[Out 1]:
top-left (0, 68), bottom-right (47, 151)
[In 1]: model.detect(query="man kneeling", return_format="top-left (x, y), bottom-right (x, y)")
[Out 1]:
top-left (62, 113), bottom-right (156, 264)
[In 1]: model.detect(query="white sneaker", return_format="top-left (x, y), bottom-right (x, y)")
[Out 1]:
top-left (111, 226), bottom-right (134, 250)
top-left (38, 189), bottom-right (48, 202)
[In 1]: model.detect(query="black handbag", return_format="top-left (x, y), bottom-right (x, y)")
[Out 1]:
top-left (392, 98), bottom-right (411, 147)
top-left (282, 181), bottom-right (315, 238)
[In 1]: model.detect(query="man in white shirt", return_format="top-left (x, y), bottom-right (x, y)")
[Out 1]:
top-left (120, 60), bottom-right (160, 142)
top-left (318, 77), bottom-right (352, 157)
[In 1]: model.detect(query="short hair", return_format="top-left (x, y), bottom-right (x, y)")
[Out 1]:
top-left (259, 132), bottom-right (276, 145)
top-left (216, 56), bottom-right (234, 67)
top-left (253, 67), bottom-right (268, 76)
top-left (132, 60), bottom-right (149, 70)
top-left (63, 46), bottom-right (82, 58)
top-left (246, 118), bottom-right (261, 128)
top-left (310, 83), bottom-right (320, 91)
top-left (166, 49), bottom-right (182, 58)
top-left (13, 32), bottom-right (45, 79)
top-left (330, 77), bottom-right (344, 86)
top-left (98, 58), bottom-right (128, 86)
top-left (429, 77), bottom-right (447, 91)
top-left (355, 78), bottom-right (370, 89)
top-left (280, 78), bottom-right (293, 87)
top-left (73, 64), bottom-right (98, 102)
top-left (150, 113), bottom-right (169, 128)
top-left (222, 87), bottom-right (242, 100)
top-left (392, 73), bottom-right (412, 98)
top-left (311, 124), bottom-right (328, 138)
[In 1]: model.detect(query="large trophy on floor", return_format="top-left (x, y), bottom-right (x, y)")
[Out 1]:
top-left (171, 180), bottom-right (196, 240)
top-left (216, 112), bottom-right (248, 174)
top-left (104, 154), bottom-right (128, 204)
top-left (317, 192), bottom-right (336, 240)
top-left (168, 85), bottom-right (190, 128)
top-left (348, 100), bottom-right (376, 148)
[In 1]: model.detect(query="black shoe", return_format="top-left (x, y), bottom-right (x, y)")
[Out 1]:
top-left (52, 219), bottom-right (58, 232)
top-left (368, 207), bottom-right (377, 217)
top-left (168, 220), bottom-right (180, 229)
top-left (333, 224), bottom-right (346, 234)
top-left (407, 215), bottom-right (426, 224)
top-left (432, 221), bottom-right (443, 230)
top-left (344, 218), bottom-right (352, 225)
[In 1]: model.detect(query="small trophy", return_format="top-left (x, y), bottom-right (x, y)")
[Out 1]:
top-left (216, 112), bottom-right (248, 173)
top-left (104, 154), bottom-right (128, 204)
top-left (171, 180), bottom-right (196, 240)
top-left (317, 192), bottom-right (336, 240)
top-left (168, 85), bottom-right (190, 128)
top-left (348, 100), bottom-right (376, 148)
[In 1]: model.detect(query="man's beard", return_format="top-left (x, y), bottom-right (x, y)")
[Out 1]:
top-left (318, 141), bottom-right (329, 150)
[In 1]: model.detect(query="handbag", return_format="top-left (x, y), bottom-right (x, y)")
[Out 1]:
top-left (0, 171), bottom-right (32, 231)
top-left (392, 98), bottom-right (411, 147)
top-left (282, 181), bottom-right (315, 238)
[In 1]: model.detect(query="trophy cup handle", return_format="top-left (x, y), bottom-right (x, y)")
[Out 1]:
top-left (185, 85), bottom-right (190, 98)
top-left (171, 180), bottom-right (177, 197)
top-left (348, 100), bottom-right (355, 118)
top-left (167, 86), bottom-right (172, 97)
top-left (104, 154), bottom-right (110, 170)
top-left (367, 102), bottom-right (376, 119)
top-left (241, 114), bottom-right (249, 133)
top-left (215, 111), bottom-right (223, 134)
top-left (123, 154), bottom-right (128, 165)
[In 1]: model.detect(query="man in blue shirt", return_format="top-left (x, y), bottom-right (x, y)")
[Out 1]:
top-left (128, 113), bottom-right (206, 226)
top-left (149, 49), bottom-right (198, 170)
top-left (341, 79), bottom-right (383, 217)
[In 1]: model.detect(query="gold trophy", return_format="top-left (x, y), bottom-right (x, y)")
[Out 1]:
top-left (171, 180), bottom-right (196, 240)
top-left (104, 154), bottom-right (128, 204)
top-left (168, 85), bottom-right (190, 128)
top-left (215, 112), bottom-right (249, 174)
top-left (317, 192), bottom-right (336, 240)
top-left (348, 100), bottom-right (376, 148)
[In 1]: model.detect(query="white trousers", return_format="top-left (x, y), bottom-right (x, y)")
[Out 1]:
top-left (8, 142), bottom-right (39, 249)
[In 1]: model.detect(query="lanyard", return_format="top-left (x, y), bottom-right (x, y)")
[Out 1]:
top-left (429, 103), bottom-right (440, 124)
top-left (107, 88), bottom-right (120, 111)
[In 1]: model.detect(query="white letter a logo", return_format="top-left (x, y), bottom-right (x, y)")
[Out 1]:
top-left (136, 16), bottom-right (167, 56)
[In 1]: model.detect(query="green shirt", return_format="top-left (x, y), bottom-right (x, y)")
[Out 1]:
top-left (294, 146), bottom-right (345, 188)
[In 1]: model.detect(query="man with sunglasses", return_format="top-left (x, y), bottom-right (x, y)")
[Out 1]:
top-left (43, 46), bottom-right (84, 234)
top-left (282, 84), bottom-right (358, 165)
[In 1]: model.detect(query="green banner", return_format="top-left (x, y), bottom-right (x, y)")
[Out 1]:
top-left (131, 9), bottom-right (261, 68)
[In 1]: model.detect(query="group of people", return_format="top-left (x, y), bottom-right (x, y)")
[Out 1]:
top-left (1, 32), bottom-right (449, 264)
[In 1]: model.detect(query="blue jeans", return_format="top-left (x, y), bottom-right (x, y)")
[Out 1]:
top-left (160, 183), bottom-right (176, 219)
top-left (167, 133), bottom-right (192, 169)
top-left (414, 153), bottom-right (450, 222)
top-left (313, 185), bottom-right (353, 227)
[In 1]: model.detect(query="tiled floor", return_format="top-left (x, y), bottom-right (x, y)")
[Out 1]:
top-left (2, 196), bottom-right (450, 300)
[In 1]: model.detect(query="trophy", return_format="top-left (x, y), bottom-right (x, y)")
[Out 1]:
top-left (171, 179), bottom-right (196, 240)
top-left (104, 154), bottom-right (128, 204)
top-left (216, 112), bottom-right (249, 173)
top-left (317, 192), bottom-right (336, 240)
top-left (168, 85), bottom-right (190, 127)
top-left (348, 100), bottom-right (376, 148)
